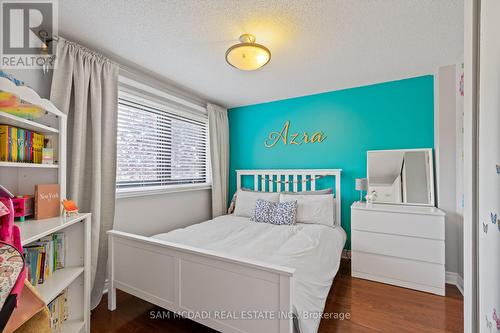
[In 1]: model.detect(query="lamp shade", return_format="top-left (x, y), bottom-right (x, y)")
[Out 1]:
top-left (226, 34), bottom-right (271, 71)
top-left (355, 178), bottom-right (368, 191)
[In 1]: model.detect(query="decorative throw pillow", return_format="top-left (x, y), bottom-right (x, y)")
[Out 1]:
top-left (271, 200), bottom-right (297, 225)
top-left (250, 199), bottom-right (297, 225)
top-left (250, 199), bottom-right (275, 223)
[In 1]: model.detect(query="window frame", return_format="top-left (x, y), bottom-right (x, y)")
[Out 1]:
top-left (116, 78), bottom-right (211, 198)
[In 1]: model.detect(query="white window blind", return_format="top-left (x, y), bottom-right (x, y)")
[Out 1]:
top-left (116, 90), bottom-right (208, 193)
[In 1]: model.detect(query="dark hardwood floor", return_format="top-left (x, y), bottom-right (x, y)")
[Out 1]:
top-left (91, 260), bottom-right (463, 333)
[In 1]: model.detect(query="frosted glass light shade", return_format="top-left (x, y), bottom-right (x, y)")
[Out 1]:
top-left (226, 34), bottom-right (271, 71)
top-left (355, 178), bottom-right (368, 191)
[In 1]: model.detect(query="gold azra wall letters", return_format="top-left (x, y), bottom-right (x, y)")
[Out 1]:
top-left (264, 121), bottom-right (327, 148)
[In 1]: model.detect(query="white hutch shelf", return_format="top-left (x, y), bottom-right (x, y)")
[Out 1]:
top-left (0, 77), bottom-right (90, 333)
top-left (17, 214), bottom-right (91, 333)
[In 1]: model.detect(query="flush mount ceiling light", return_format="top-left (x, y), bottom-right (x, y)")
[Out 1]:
top-left (225, 34), bottom-right (271, 71)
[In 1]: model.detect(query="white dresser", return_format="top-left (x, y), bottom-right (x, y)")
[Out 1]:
top-left (351, 202), bottom-right (446, 295)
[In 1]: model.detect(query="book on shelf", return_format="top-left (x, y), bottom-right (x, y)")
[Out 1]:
top-left (34, 183), bottom-right (60, 219)
top-left (0, 124), bottom-right (45, 163)
top-left (24, 233), bottom-right (65, 286)
top-left (48, 288), bottom-right (69, 333)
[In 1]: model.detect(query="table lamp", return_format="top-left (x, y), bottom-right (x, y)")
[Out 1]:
top-left (355, 178), bottom-right (368, 202)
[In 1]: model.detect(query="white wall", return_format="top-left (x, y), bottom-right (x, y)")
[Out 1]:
top-left (435, 64), bottom-right (464, 280)
top-left (6, 69), bottom-right (52, 99)
top-left (463, 0), bottom-right (479, 330)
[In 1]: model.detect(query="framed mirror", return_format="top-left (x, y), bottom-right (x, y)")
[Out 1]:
top-left (367, 148), bottom-right (435, 206)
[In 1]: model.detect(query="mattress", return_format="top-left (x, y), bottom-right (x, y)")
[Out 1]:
top-left (153, 215), bottom-right (346, 333)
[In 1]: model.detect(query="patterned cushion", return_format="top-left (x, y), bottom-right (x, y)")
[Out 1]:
top-left (250, 199), bottom-right (275, 223)
top-left (271, 200), bottom-right (297, 225)
top-left (250, 199), bottom-right (297, 225)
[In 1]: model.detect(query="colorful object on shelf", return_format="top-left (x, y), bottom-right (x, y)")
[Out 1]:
top-left (41, 148), bottom-right (53, 164)
top-left (0, 125), bottom-right (45, 163)
top-left (61, 200), bottom-right (78, 216)
top-left (42, 138), bottom-right (54, 164)
top-left (12, 196), bottom-right (34, 222)
top-left (0, 91), bottom-right (44, 120)
top-left (0, 92), bottom-right (19, 108)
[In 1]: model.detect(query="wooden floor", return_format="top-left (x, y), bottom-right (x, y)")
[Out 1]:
top-left (91, 260), bottom-right (463, 333)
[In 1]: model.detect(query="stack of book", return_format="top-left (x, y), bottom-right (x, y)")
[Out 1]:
top-left (48, 289), bottom-right (69, 332)
top-left (0, 125), bottom-right (45, 163)
top-left (24, 233), bottom-right (65, 286)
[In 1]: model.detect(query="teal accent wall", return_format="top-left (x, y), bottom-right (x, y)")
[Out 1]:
top-left (228, 76), bottom-right (434, 249)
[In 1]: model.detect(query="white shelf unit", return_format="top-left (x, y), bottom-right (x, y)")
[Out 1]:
top-left (0, 110), bottom-right (59, 133)
top-left (17, 214), bottom-right (91, 333)
top-left (1, 77), bottom-right (89, 332)
top-left (0, 76), bottom-right (67, 199)
top-left (0, 161), bottom-right (59, 168)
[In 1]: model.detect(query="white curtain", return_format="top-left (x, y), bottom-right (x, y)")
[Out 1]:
top-left (207, 103), bottom-right (229, 217)
top-left (50, 37), bottom-right (118, 309)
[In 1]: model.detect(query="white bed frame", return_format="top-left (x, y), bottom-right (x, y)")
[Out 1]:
top-left (107, 169), bottom-right (342, 333)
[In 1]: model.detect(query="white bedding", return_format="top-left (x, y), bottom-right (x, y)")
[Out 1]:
top-left (153, 215), bottom-right (346, 333)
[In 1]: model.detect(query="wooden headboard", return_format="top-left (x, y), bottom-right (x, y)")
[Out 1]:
top-left (236, 169), bottom-right (342, 227)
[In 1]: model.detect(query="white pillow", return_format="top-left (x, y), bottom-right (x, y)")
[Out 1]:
top-left (279, 193), bottom-right (335, 227)
top-left (233, 189), bottom-right (280, 217)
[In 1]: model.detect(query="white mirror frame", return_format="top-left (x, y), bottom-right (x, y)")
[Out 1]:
top-left (366, 148), bottom-right (435, 207)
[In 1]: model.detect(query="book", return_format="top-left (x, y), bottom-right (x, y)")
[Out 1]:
top-left (34, 184), bottom-right (60, 219)
top-left (0, 125), bottom-right (45, 163)
top-left (42, 147), bottom-right (54, 164)
top-left (53, 233), bottom-right (65, 270)
top-left (48, 289), bottom-right (68, 332)
top-left (24, 233), bottom-right (65, 286)
top-left (0, 125), bottom-right (8, 161)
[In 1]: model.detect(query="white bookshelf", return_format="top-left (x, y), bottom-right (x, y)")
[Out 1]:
top-left (0, 76), bottom-right (67, 199)
top-left (1, 77), bottom-right (90, 333)
top-left (17, 214), bottom-right (91, 333)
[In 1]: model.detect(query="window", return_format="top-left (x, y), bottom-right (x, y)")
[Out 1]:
top-left (116, 85), bottom-right (209, 195)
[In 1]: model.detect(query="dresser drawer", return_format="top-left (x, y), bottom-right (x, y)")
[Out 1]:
top-left (351, 209), bottom-right (444, 240)
top-left (351, 230), bottom-right (445, 264)
top-left (351, 251), bottom-right (445, 290)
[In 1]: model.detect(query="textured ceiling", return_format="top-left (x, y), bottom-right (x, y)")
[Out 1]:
top-left (57, 0), bottom-right (463, 107)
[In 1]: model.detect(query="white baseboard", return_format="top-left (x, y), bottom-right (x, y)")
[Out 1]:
top-left (445, 271), bottom-right (464, 295)
top-left (456, 274), bottom-right (464, 295)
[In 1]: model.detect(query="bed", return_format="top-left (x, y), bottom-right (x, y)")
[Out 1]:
top-left (107, 169), bottom-right (345, 333)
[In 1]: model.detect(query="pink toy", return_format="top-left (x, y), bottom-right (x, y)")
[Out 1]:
top-left (0, 185), bottom-right (26, 327)
top-left (12, 196), bottom-right (34, 222)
